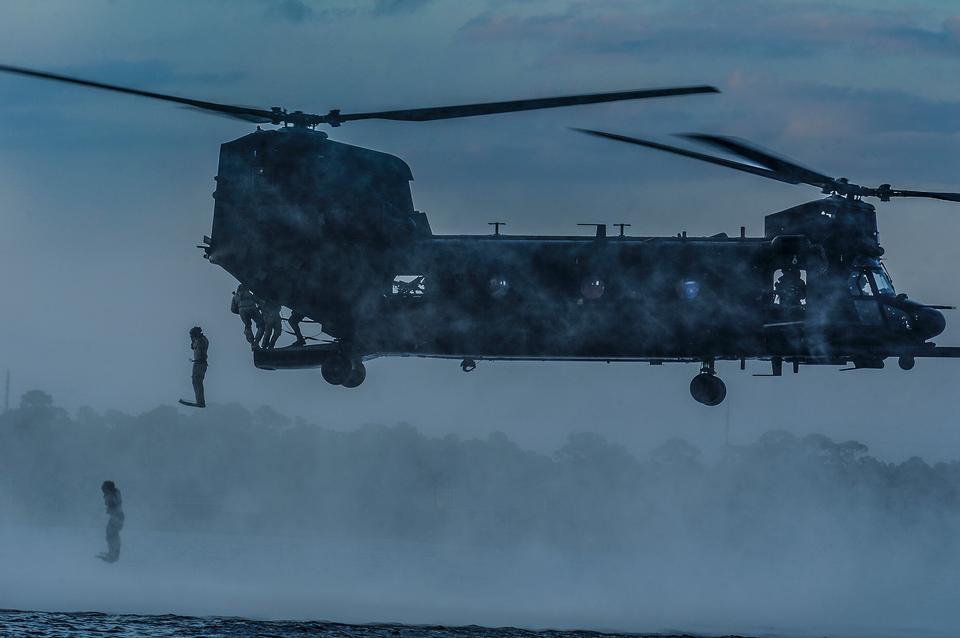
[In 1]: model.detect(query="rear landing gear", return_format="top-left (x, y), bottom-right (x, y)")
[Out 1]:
top-left (690, 362), bottom-right (726, 406)
top-left (321, 353), bottom-right (351, 385)
top-left (322, 353), bottom-right (366, 387)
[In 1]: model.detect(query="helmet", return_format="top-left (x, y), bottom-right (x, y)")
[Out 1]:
top-left (101, 480), bottom-right (115, 491)
top-left (190, 326), bottom-right (203, 337)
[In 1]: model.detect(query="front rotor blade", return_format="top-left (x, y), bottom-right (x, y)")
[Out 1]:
top-left (574, 128), bottom-right (802, 185)
top-left (679, 133), bottom-right (835, 189)
top-left (888, 189), bottom-right (960, 203)
top-left (0, 64), bottom-right (277, 123)
top-left (334, 85), bottom-right (719, 123)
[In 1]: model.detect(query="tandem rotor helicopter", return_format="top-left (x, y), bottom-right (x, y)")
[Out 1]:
top-left (4, 64), bottom-right (960, 406)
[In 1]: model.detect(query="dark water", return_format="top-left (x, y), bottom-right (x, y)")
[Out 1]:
top-left (0, 610), bottom-right (726, 638)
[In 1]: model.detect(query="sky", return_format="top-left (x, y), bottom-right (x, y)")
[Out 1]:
top-left (1, 0), bottom-right (959, 461)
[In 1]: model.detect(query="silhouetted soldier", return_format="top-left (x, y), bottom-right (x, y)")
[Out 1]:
top-left (775, 269), bottom-right (806, 308)
top-left (179, 326), bottom-right (208, 408)
top-left (233, 284), bottom-right (264, 347)
top-left (97, 480), bottom-right (124, 563)
top-left (288, 310), bottom-right (307, 347)
top-left (260, 301), bottom-right (283, 349)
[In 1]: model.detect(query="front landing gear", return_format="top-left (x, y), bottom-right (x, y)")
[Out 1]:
top-left (690, 361), bottom-right (726, 406)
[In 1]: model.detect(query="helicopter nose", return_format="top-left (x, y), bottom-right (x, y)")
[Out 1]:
top-left (913, 307), bottom-right (946, 340)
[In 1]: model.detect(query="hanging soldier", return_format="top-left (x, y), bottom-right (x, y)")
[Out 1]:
top-left (179, 326), bottom-right (208, 408)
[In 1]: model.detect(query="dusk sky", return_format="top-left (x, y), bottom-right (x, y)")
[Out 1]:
top-left (1, 0), bottom-right (959, 460)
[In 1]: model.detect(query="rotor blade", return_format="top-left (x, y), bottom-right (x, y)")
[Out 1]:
top-left (574, 128), bottom-right (803, 185)
top-left (0, 64), bottom-right (277, 123)
top-left (179, 105), bottom-right (275, 124)
top-left (334, 86), bottom-right (719, 124)
top-left (887, 189), bottom-right (960, 203)
top-left (679, 133), bottom-right (835, 188)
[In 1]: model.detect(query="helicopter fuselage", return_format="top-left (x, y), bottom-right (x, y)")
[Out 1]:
top-left (205, 128), bottom-right (947, 377)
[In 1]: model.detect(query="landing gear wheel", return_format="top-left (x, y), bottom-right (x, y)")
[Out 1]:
top-left (460, 358), bottom-right (477, 372)
top-left (690, 372), bottom-right (727, 406)
top-left (342, 361), bottom-right (366, 388)
top-left (321, 353), bottom-right (352, 386)
top-left (898, 356), bottom-right (916, 371)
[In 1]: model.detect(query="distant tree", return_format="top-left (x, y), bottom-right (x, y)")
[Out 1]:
top-left (650, 437), bottom-right (703, 472)
top-left (253, 405), bottom-right (291, 429)
top-left (19, 389), bottom-right (53, 410)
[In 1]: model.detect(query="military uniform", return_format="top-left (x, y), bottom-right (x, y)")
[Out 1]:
top-left (288, 310), bottom-right (307, 346)
top-left (99, 481), bottom-right (124, 563)
top-left (260, 302), bottom-right (282, 349)
top-left (234, 284), bottom-right (264, 346)
top-left (190, 327), bottom-right (209, 407)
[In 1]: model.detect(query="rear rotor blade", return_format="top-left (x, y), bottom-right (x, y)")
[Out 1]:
top-left (0, 63), bottom-right (277, 123)
top-left (679, 133), bottom-right (835, 189)
top-left (577, 127), bottom-right (960, 205)
top-left (574, 128), bottom-right (802, 185)
top-left (333, 85), bottom-right (719, 124)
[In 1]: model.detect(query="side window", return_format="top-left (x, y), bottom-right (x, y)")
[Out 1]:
top-left (773, 269), bottom-right (807, 306)
top-left (392, 275), bottom-right (425, 297)
top-left (854, 299), bottom-right (883, 325)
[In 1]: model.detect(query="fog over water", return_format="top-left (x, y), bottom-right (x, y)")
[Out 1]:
top-left (2, 393), bottom-right (960, 636)
top-left (2, 1), bottom-right (960, 636)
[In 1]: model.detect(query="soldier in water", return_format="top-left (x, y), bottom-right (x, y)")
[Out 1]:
top-left (232, 284), bottom-right (263, 348)
top-left (260, 301), bottom-right (283, 350)
top-left (97, 480), bottom-right (124, 563)
top-left (179, 326), bottom-right (208, 408)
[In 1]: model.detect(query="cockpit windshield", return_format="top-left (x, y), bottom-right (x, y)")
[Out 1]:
top-left (849, 271), bottom-right (873, 296)
top-left (848, 259), bottom-right (895, 297)
top-left (872, 266), bottom-right (895, 296)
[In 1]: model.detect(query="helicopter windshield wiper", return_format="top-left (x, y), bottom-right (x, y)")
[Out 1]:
top-left (0, 63), bottom-right (718, 128)
top-left (575, 128), bottom-right (960, 204)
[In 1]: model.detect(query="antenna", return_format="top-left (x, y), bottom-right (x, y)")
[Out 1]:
top-left (724, 398), bottom-right (730, 449)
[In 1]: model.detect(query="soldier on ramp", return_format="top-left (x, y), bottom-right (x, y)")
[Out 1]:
top-left (232, 284), bottom-right (263, 348)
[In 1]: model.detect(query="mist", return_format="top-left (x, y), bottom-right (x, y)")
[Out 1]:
top-left (3, 2), bottom-right (960, 636)
top-left (2, 390), bottom-right (959, 636)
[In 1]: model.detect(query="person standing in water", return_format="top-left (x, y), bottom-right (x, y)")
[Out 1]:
top-left (97, 480), bottom-right (124, 563)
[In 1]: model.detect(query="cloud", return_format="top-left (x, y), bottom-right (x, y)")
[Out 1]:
top-left (373, 0), bottom-right (433, 16)
top-left (263, 0), bottom-right (315, 23)
top-left (259, 0), bottom-right (434, 22)
top-left (460, 1), bottom-right (960, 60)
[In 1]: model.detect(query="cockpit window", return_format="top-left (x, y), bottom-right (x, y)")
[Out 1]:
top-left (872, 267), bottom-right (895, 296)
top-left (848, 271), bottom-right (873, 297)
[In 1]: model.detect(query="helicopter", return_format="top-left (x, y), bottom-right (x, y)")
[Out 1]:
top-left (4, 65), bottom-right (959, 406)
